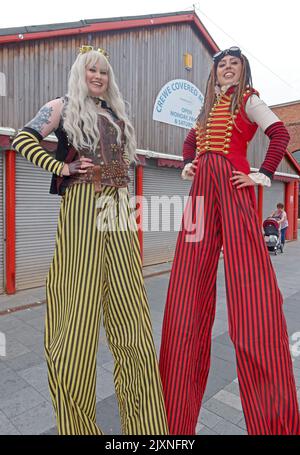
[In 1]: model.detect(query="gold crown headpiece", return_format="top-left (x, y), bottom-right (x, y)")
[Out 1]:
top-left (79, 45), bottom-right (109, 59)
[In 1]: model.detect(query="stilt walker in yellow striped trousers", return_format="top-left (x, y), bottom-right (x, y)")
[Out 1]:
top-left (12, 46), bottom-right (168, 435)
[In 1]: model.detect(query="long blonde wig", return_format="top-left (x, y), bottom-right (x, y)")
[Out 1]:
top-left (63, 50), bottom-right (136, 161)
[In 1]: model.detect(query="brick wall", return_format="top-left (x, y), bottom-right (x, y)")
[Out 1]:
top-left (271, 101), bottom-right (300, 153)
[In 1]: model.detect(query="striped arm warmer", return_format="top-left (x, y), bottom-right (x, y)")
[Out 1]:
top-left (12, 128), bottom-right (64, 176)
top-left (259, 121), bottom-right (290, 178)
top-left (183, 128), bottom-right (197, 164)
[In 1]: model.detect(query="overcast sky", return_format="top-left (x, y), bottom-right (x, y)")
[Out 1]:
top-left (1, 0), bottom-right (299, 105)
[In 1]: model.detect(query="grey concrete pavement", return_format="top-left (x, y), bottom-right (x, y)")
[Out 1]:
top-left (0, 238), bottom-right (299, 435)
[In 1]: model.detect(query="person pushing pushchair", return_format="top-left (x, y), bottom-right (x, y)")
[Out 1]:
top-left (263, 203), bottom-right (288, 254)
top-left (270, 203), bottom-right (289, 247)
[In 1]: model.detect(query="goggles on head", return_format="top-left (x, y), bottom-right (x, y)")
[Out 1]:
top-left (213, 47), bottom-right (242, 65)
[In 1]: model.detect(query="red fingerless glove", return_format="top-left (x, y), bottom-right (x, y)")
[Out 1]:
top-left (259, 121), bottom-right (290, 178)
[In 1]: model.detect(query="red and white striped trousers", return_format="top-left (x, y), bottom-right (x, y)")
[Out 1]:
top-left (159, 152), bottom-right (300, 435)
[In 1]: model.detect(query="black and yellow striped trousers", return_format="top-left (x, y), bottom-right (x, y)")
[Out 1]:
top-left (45, 183), bottom-right (168, 435)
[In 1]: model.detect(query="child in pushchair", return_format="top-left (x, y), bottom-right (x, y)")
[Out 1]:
top-left (263, 217), bottom-right (283, 255)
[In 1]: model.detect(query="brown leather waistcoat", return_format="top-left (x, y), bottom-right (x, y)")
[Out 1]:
top-left (67, 115), bottom-right (130, 192)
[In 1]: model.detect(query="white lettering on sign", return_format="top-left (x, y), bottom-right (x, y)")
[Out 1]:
top-left (153, 79), bottom-right (204, 129)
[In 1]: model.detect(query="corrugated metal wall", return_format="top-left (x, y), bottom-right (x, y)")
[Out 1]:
top-left (0, 153), bottom-right (4, 294)
top-left (143, 164), bottom-right (191, 265)
top-left (15, 154), bottom-right (61, 290)
top-left (0, 24), bottom-right (212, 153)
top-left (262, 181), bottom-right (285, 221)
top-left (0, 26), bottom-right (297, 176)
top-left (128, 165), bottom-right (135, 198)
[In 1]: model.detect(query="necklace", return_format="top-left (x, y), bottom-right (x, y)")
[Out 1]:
top-left (91, 97), bottom-right (102, 106)
top-left (91, 97), bottom-right (109, 108)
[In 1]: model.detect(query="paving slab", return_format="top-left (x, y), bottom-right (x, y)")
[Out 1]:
top-left (0, 238), bottom-right (300, 435)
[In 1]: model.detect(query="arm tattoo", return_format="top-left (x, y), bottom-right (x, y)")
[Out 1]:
top-left (26, 105), bottom-right (53, 134)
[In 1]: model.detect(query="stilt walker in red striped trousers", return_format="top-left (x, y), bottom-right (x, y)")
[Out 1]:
top-left (159, 47), bottom-right (300, 435)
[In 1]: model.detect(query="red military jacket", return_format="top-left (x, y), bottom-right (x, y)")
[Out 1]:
top-left (183, 86), bottom-right (259, 175)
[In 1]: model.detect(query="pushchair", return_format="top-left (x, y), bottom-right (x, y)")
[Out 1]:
top-left (263, 217), bottom-right (283, 255)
